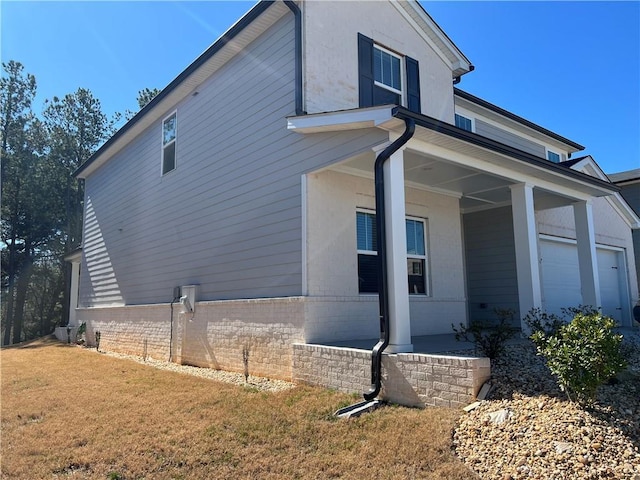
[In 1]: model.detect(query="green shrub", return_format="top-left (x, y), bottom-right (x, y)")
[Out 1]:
top-left (530, 312), bottom-right (626, 405)
top-left (452, 308), bottom-right (517, 360)
top-left (524, 305), bottom-right (600, 337)
top-left (524, 307), bottom-right (564, 337)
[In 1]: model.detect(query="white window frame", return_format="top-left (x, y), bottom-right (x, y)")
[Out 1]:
top-left (454, 112), bottom-right (474, 132)
top-left (405, 215), bottom-right (429, 296)
top-left (356, 209), bottom-right (429, 296)
top-left (546, 148), bottom-right (561, 163)
top-left (161, 111), bottom-right (177, 175)
top-left (373, 44), bottom-right (405, 105)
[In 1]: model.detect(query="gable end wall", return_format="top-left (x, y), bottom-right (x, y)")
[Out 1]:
top-left (79, 14), bottom-right (388, 307)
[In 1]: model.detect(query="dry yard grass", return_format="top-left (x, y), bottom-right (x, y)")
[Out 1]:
top-left (1, 337), bottom-right (477, 480)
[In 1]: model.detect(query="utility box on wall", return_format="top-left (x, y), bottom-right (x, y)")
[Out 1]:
top-left (180, 285), bottom-right (198, 313)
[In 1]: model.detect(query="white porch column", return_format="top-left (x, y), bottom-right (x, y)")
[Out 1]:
top-left (384, 148), bottom-right (413, 353)
top-left (573, 200), bottom-right (601, 309)
top-left (510, 183), bottom-right (542, 328)
top-left (68, 258), bottom-right (81, 327)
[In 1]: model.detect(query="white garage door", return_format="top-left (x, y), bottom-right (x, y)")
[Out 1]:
top-left (539, 238), bottom-right (629, 324)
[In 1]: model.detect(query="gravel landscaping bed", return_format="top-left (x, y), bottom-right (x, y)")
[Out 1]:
top-left (98, 350), bottom-right (295, 392)
top-left (453, 329), bottom-right (640, 480)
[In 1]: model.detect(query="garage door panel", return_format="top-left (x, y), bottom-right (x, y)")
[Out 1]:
top-left (597, 249), bottom-right (623, 323)
top-left (540, 241), bottom-right (581, 317)
top-left (539, 238), bottom-right (627, 324)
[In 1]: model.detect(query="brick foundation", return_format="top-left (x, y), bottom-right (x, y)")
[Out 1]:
top-left (292, 343), bottom-right (490, 408)
top-left (75, 298), bottom-right (491, 408)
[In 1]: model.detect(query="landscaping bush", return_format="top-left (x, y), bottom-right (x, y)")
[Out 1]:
top-left (452, 308), bottom-right (517, 360)
top-left (530, 312), bottom-right (626, 405)
top-left (523, 307), bottom-right (564, 337)
top-left (524, 305), bottom-right (600, 337)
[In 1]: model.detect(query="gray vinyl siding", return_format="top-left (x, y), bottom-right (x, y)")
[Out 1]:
top-left (462, 206), bottom-right (520, 324)
top-left (618, 182), bottom-right (640, 283)
top-left (79, 14), bottom-right (388, 307)
top-left (475, 119), bottom-right (546, 158)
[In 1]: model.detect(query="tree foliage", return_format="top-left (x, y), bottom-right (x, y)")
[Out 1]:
top-left (1, 61), bottom-right (121, 344)
top-left (137, 87), bottom-right (160, 109)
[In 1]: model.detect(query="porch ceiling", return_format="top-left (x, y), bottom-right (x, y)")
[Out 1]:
top-left (336, 149), bottom-right (578, 213)
top-left (289, 106), bottom-right (617, 213)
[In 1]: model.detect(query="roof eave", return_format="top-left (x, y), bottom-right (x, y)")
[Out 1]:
top-left (74, 0), bottom-right (281, 179)
top-left (288, 106), bottom-right (617, 196)
top-left (454, 88), bottom-right (585, 152)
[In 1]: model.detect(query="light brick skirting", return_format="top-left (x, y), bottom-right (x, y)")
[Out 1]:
top-left (292, 343), bottom-right (490, 408)
top-left (74, 297), bottom-right (490, 407)
top-left (76, 297), bottom-right (305, 380)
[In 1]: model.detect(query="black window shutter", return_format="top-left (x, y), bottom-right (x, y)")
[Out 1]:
top-left (405, 56), bottom-right (421, 113)
top-left (358, 33), bottom-right (374, 108)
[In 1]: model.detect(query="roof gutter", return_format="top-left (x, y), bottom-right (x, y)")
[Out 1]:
top-left (363, 117), bottom-right (415, 402)
top-left (454, 88), bottom-right (584, 151)
top-left (391, 106), bottom-right (618, 194)
top-left (283, 1), bottom-right (305, 116)
top-left (73, 0), bottom-right (277, 179)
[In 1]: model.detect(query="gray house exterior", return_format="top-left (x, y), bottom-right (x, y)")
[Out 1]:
top-left (609, 168), bottom-right (640, 294)
top-left (70, 0), bottom-right (639, 390)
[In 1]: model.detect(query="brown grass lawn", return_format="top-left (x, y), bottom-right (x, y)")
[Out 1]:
top-left (1, 337), bottom-right (477, 480)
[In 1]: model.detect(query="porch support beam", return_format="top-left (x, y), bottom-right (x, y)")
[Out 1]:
top-left (510, 183), bottom-right (542, 329)
top-left (385, 148), bottom-right (413, 353)
top-left (573, 200), bottom-right (601, 309)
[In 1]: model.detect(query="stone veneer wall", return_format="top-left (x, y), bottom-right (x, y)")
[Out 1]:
top-left (76, 297), bottom-right (306, 380)
top-left (292, 344), bottom-right (491, 408)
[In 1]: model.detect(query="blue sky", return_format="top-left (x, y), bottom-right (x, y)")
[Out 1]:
top-left (2, 1), bottom-right (638, 174)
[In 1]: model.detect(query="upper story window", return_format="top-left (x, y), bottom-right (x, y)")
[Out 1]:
top-left (374, 46), bottom-right (402, 96)
top-left (455, 113), bottom-right (473, 132)
top-left (162, 112), bottom-right (177, 175)
top-left (356, 210), bottom-right (428, 295)
top-left (358, 33), bottom-right (421, 113)
top-left (547, 150), bottom-right (561, 163)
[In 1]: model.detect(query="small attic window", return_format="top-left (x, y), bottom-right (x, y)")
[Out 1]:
top-left (547, 150), bottom-right (560, 163)
top-left (455, 113), bottom-right (473, 132)
top-left (162, 112), bottom-right (177, 175)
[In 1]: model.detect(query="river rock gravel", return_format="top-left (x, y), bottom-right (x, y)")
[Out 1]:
top-left (453, 330), bottom-right (640, 480)
top-left (98, 350), bottom-right (295, 392)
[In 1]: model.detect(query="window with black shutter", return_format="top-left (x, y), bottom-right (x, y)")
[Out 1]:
top-left (358, 33), bottom-right (421, 113)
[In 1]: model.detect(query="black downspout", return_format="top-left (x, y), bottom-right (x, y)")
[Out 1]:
top-left (363, 117), bottom-right (415, 401)
top-left (284, 0), bottom-right (305, 116)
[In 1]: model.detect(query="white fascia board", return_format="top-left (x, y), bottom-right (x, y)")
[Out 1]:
top-left (454, 95), bottom-right (581, 154)
top-left (568, 156), bottom-right (609, 181)
top-left (287, 105), bottom-right (398, 133)
top-left (392, 0), bottom-right (472, 77)
top-left (569, 156), bottom-right (640, 228)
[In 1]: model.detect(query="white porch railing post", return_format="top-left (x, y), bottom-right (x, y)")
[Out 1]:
top-left (510, 183), bottom-right (542, 330)
top-left (573, 200), bottom-right (601, 309)
top-left (385, 148), bottom-right (413, 353)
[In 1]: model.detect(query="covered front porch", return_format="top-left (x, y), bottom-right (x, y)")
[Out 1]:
top-left (291, 105), bottom-right (618, 353)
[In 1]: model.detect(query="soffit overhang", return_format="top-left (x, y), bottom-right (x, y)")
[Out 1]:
top-left (75, 0), bottom-right (288, 179)
top-left (567, 156), bottom-right (640, 229)
top-left (392, 0), bottom-right (473, 78)
top-left (287, 106), bottom-right (618, 211)
top-left (454, 89), bottom-right (585, 153)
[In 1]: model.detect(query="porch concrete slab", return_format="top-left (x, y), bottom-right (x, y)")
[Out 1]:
top-left (327, 333), bottom-right (477, 355)
top-left (326, 332), bottom-right (531, 355)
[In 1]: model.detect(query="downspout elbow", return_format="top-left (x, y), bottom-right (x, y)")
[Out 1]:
top-left (363, 117), bottom-right (415, 401)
